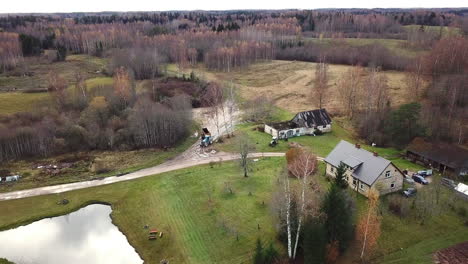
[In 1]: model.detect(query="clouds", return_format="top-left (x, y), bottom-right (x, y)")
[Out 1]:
top-left (1, 0), bottom-right (467, 13)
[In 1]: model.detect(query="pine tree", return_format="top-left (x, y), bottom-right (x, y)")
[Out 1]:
top-left (334, 163), bottom-right (348, 189)
top-left (321, 184), bottom-right (354, 253)
top-left (253, 238), bottom-right (264, 264)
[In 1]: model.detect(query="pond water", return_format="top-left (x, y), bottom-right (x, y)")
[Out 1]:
top-left (0, 204), bottom-right (143, 264)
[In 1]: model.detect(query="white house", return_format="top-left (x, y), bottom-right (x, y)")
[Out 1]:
top-left (264, 109), bottom-right (332, 139)
top-left (324, 140), bottom-right (404, 197)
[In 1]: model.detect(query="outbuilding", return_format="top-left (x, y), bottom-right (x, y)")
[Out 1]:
top-left (264, 109), bottom-right (332, 139)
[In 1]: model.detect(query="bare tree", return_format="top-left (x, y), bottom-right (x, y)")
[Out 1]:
top-left (337, 66), bottom-right (364, 118)
top-left (405, 57), bottom-right (425, 98)
top-left (202, 82), bottom-right (224, 138)
top-left (356, 189), bottom-right (381, 261)
top-left (237, 134), bottom-right (254, 177)
top-left (47, 71), bottom-right (68, 108)
top-left (312, 58), bottom-right (329, 109)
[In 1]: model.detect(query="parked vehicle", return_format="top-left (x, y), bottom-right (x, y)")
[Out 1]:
top-left (269, 137), bottom-right (278, 147)
top-left (418, 170), bottom-right (433, 177)
top-left (402, 187), bottom-right (417, 197)
top-left (412, 174), bottom-right (429, 185)
top-left (200, 128), bottom-right (213, 147)
top-left (404, 177), bottom-right (415, 185)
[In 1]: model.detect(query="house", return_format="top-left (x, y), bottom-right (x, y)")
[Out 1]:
top-left (324, 140), bottom-right (404, 197)
top-left (406, 138), bottom-right (468, 177)
top-left (264, 109), bottom-right (332, 139)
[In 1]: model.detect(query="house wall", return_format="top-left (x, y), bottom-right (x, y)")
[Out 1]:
top-left (325, 162), bottom-right (403, 197)
top-left (264, 124), bottom-right (278, 138)
top-left (317, 124), bottom-right (332, 133)
top-left (371, 163), bottom-right (404, 195)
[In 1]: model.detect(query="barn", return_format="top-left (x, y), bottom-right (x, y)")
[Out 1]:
top-left (406, 138), bottom-right (468, 177)
top-left (264, 109), bottom-right (332, 139)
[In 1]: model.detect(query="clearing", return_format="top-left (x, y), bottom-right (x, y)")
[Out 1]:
top-left (183, 60), bottom-right (414, 114)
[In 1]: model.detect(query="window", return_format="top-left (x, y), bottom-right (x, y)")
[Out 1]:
top-left (360, 184), bottom-right (364, 189)
top-left (385, 171), bottom-right (391, 178)
top-left (331, 167), bottom-right (334, 172)
top-left (390, 183), bottom-right (395, 188)
top-left (353, 179), bottom-right (357, 186)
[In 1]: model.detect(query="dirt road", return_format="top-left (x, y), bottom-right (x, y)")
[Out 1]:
top-left (0, 152), bottom-right (290, 201)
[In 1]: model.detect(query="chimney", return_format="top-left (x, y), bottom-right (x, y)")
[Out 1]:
top-left (373, 151), bottom-right (378, 157)
top-left (355, 143), bottom-right (361, 149)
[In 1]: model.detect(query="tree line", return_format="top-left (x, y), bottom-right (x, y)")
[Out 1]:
top-left (0, 67), bottom-right (194, 163)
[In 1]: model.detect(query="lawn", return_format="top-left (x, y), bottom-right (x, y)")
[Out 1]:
top-left (376, 188), bottom-right (468, 264)
top-left (0, 135), bottom-right (197, 193)
top-left (0, 157), bottom-right (287, 264)
top-left (217, 118), bottom-right (425, 172)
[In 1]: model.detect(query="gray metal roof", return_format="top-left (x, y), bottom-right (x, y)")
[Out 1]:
top-left (342, 156), bottom-right (363, 168)
top-left (325, 140), bottom-right (391, 186)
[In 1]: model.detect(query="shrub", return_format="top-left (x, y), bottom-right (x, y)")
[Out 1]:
top-left (90, 158), bottom-right (111, 174)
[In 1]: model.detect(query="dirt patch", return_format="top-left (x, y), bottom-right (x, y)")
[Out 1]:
top-left (433, 241), bottom-right (468, 264)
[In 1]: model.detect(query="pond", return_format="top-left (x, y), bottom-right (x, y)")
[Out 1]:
top-left (0, 204), bottom-right (143, 264)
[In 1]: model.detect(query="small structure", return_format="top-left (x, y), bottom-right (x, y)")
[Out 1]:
top-left (264, 109), bottom-right (332, 139)
top-left (406, 138), bottom-right (468, 177)
top-left (324, 140), bottom-right (404, 197)
top-left (0, 175), bottom-right (21, 183)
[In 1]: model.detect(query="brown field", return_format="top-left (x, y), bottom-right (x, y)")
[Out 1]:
top-left (183, 60), bottom-right (417, 115)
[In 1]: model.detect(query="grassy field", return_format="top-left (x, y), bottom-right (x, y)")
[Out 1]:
top-left (305, 37), bottom-right (427, 57)
top-left (1, 157), bottom-right (466, 264)
top-left (182, 60), bottom-right (415, 115)
top-left (0, 55), bottom-right (107, 92)
top-left (0, 157), bottom-right (286, 264)
top-left (0, 136), bottom-right (197, 193)
top-left (0, 92), bottom-right (50, 115)
top-left (376, 188), bottom-right (468, 264)
top-left (0, 54), bottom-right (109, 116)
top-left (403, 25), bottom-right (463, 37)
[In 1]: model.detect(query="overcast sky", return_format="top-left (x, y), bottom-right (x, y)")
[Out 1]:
top-left (1, 0), bottom-right (467, 13)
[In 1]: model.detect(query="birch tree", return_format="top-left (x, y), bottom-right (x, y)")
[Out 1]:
top-left (356, 189), bottom-right (381, 261)
top-left (275, 148), bottom-right (319, 260)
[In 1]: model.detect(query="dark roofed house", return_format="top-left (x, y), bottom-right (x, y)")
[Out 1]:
top-left (406, 138), bottom-right (468, 177)
top-left (264, 109), bottom-right (332, 139)
top-left (325, 140), bottom-right (404, 197)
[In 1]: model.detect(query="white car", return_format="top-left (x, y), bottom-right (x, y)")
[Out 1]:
top-left (404, 177), bottom-right (415, 185)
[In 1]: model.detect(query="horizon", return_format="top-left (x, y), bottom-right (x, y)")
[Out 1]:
top-left (1, 0), bottom-right (467, 14)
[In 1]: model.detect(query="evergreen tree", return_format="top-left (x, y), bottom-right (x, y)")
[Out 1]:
top-left (321, 184), bottom-right (354, 253)
top-left (263, 243), bottom-right (279, 263)
top-left (334, 163), bottom-right (348, 189)
top-left (253, 239), bottom-right (264, 264)
top-left (303, 219), bottom-right (326, 264)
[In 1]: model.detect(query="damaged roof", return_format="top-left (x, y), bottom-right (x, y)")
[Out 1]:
top-left (291, 109), bottom-right (332, 128)
top-left (325, 140), bottom-right (392, 186)
top-left (266, 108), bottom-right (332, 130)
